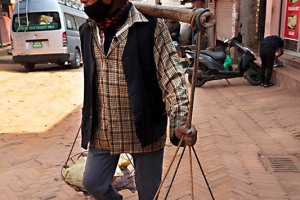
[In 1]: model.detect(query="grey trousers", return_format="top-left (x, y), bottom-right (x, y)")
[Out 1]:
top-left (83, 148), bottom-right (164, 200)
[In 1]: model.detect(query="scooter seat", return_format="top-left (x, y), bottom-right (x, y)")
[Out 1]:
top-left (200, 50), bottom-right (226, 60)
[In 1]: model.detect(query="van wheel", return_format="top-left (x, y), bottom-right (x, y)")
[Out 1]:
top-left (70, 49), bottom-right (81, 69)
top-left (23, 63), bottom-right (35, 71)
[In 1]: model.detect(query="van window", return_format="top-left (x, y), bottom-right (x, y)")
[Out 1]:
top-left (64, 13), bottom-right (86, 30)
top-left (12, 12), bottom-right (61, 32)
top-left (74, 16), bottom-right (86, 29)
top-left (65, 14), bottom-right (76, 30)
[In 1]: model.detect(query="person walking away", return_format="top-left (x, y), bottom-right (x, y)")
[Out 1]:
top-left (165, 19), bottom-right (181, 42)
top-left (79, 0), bottom-right (198, 199)
top-left (165, 19), bottom-right (182, 57)
top-left (186, 0), bottom-right (208, 49)
top-left (259, 35), bottom-right (284, 88)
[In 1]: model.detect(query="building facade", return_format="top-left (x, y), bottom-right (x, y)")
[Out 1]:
top-left (208, 0), bottom-right (298, 56)
top-left (271, 0), bottom-right (300, 55)
top-left (2, 0), bottom-right (299, 57)
top-left (205, 0), bottom-right (260, 52)
top-left (0, 0), bottom-right (15, 46)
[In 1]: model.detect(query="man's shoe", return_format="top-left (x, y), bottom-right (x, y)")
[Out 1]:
top-left (264, 83), bottom-right (273, 88)
top-left (260, 83), bottom-right (264, 86)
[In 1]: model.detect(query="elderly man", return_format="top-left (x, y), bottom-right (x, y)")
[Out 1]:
top-left (79, 0), bottom-right (198, 199)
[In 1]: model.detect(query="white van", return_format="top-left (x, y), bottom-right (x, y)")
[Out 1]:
top-left (11, 0), bottom-right (87, 71)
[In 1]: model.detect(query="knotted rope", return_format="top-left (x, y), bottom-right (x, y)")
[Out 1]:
top-left (190, 8), bottom-right (216, 34)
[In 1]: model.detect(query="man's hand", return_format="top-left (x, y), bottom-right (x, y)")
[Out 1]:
top-left (275, 47), bottom-right (284, 59)
top-left (175, 125), bottom-right (197, 146)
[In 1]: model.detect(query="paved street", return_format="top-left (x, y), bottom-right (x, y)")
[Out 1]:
top-left (0, 62), bottom-right (300, 200)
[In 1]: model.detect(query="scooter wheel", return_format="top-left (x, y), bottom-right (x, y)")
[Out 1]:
top-left (188, 74), bottom-right (206, 87)
top-left (245, 63), bottom-right (260, 85)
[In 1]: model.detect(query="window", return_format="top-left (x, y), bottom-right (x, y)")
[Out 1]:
top-left (64, 13), bottom-right (76, 30)
top-left (12, 12), bottom-right (61, 32)
top-left (74, 16), bottom-right (86, 30)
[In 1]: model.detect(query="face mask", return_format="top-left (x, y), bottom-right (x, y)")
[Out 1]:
top-left (84, 0), bottom-right (113, 21)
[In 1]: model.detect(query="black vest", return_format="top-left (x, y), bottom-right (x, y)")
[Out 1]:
top-left (80, 17), bottom-right (167, 149)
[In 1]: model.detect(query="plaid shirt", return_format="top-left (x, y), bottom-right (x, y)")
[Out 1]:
top-left (89, 5), bottom-right (189, 155)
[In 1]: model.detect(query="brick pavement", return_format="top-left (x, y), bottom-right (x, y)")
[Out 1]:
top-left (0, 62), bottom-right (300, 200)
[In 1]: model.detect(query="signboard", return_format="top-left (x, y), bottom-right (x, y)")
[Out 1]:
top-left (14, 24), bottom-right (59, 32)
top-left (284, 0), bottom-right (300, 40)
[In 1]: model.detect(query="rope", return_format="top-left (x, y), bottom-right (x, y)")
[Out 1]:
top-left (60, 124), bottom-right (82, 181)
top-left (189, 146), bottom-right (194, 200)
top-left (192, 147), bottom-right (215, 200)
top-left (62, 123), bottom-right (82, 169)
top-left (153, 136), bottom-right (185, 199)
top-left (163, 146), bottom-right (186, 199)
top-left (190, 8), bottom-right (216, 34)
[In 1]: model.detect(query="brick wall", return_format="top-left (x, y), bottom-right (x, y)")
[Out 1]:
top-left (0, 16), bottom-right (11, 45)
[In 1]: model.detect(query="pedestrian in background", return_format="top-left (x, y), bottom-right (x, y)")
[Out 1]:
top-left (79, 0), bottom-right (198, 199)
top-left (187, 0), bottom-right (208, 49)
top-left (165, 19), bottom-right (181, 42)
top-left (259, 35), bottom-right (284, 88)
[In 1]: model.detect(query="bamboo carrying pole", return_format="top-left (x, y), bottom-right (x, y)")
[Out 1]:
top-left (132, 3), bottom-right (216, 199)
top-left (133, 2), bottom-right (193, 23)
top-left (133, 2), bottom-right (216, 28)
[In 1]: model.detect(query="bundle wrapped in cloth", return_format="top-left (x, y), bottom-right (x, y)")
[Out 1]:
top-left (61, 153), bottom-right (136, 193)
top-left (63, 156), bottom-right (87, 192)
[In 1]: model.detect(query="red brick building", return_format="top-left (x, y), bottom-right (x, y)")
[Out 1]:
top-left (0, 0), bottom-right (15, 46)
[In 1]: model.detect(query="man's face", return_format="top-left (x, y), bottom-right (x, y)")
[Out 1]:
top-left (80, 0), bottom-right (112, 7)
top-left (81, 0), bottom-right (115, 21)
top-left (80, 0), bottom-right (97, 7)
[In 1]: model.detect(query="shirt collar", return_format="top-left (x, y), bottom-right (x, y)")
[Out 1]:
top-left (87, 4), bottom-right (149, 32)
top-left (115, 4), bottom-right (150, 36)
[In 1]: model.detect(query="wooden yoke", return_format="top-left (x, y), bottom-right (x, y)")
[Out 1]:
top-left (133, 2), bottom-right (216, 28)
top-left (133, 2), bottom-right (192, 23)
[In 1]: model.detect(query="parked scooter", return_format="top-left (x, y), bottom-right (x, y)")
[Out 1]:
top-left (183, 29), bottom-right (261, 87)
